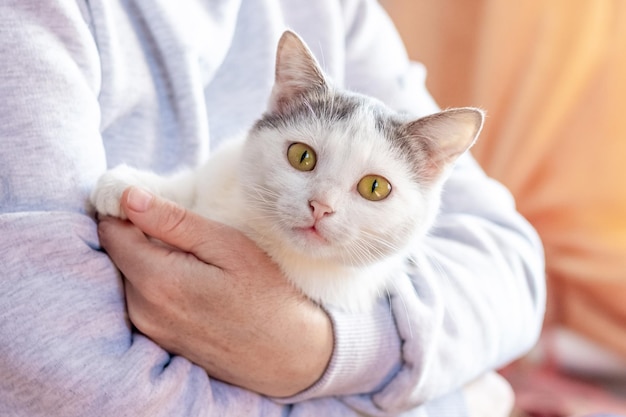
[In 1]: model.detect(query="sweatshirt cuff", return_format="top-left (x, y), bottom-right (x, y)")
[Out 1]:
top-left (276, 298), bottom-right (402, 403)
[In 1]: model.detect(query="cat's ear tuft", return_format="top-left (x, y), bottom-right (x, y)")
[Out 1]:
top-left (406, 108), bottom-right (484, 181)
top-left (268, 30), bottom-right (328, 114)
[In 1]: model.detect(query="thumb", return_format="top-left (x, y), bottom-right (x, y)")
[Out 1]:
top-left (120, 186), bottom-right (240, 260)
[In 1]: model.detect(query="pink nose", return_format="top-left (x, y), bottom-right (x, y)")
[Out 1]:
top-left (309, 200), bottom-right (334, 220)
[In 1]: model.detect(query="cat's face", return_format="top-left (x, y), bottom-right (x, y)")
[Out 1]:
top-left (237, 31), bottom-right (483, 267)
top-left (240, 92), bottom-right (441, 266)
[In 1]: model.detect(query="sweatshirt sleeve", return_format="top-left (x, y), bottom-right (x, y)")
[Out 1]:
top-left (283, 0), bottom-right (546, 414)
top-left (0, 2), bottom-right (283, 416)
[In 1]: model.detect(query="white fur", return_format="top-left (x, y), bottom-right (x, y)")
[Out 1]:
top-left (91, 109), bottom-right (456, 312)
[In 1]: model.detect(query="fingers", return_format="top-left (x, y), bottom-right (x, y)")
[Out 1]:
top-left (97, 215), bottom-right (211, 323)
top-left (119, 187), bottom-right (243, 263)
top-left (100, 220), bottom-right (165, 340)
top-left (97, 216), bottom-right (174, 284)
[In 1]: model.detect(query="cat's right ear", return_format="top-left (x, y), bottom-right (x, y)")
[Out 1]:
top-left (404, 108), bottom-right (484, 182)
top-left (268, 30), bottom-right (328, 114)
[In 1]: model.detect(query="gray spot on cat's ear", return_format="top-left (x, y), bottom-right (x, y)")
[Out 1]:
top-left (268, 30), bottom-right (329, 114)
top-left (400, 108), bottom-right (485, 181)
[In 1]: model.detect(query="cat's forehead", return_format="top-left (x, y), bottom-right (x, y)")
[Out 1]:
top-left (257, 89), bottom-right (361, 130)
top-left (257, 89), bottom-right (401, 146)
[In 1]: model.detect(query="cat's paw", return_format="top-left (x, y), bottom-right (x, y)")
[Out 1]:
top-left (90, 165), bottom-right (144, 219)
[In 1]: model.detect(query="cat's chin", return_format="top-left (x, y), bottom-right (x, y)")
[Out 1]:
top-left (272, 225), bottom-right (347, 264)
top-left (286, 229), bottom-right (376, 268)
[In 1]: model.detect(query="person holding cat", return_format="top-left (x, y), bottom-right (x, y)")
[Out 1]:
top-left (0, 0), bottom-right (545, 416)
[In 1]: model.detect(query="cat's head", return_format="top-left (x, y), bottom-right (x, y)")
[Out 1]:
top-left (239, 31), bottom-right (483, 268)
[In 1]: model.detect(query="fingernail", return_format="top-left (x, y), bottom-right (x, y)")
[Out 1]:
top-left (126, 187), bottom-right (153, 212)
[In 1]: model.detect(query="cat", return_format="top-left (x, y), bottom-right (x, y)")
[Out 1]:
top-left (90, 30), bottom-right (484, 313)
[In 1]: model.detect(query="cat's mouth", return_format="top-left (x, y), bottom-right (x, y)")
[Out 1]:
top-left (294, 225), bottom-right (329, 244)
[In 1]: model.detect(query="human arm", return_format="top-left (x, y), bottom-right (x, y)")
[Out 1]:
top-left (0, 2), bottom-right (285, 415)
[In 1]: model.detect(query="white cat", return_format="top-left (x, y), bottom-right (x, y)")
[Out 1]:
top-left (91, 30), bottom-right (483, 313)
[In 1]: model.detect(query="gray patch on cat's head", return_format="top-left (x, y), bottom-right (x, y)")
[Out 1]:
top-left (254, 87), bottom-right (362, 133)
top-left (390, 123), bottom-right (432, 179)
top-left (369, 106), bottom-right (433, 182)
top-left (252, 85), bottom-right (441, 185)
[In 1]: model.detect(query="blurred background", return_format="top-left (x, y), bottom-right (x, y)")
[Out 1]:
top-left (381, 1), bottom-right (626, 416)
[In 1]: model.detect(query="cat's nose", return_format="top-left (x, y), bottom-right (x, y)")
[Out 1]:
top-left (309, 200), bottom-right (334, 220)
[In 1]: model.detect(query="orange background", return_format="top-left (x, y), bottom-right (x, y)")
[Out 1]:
top-left (382, 0), bottom-right (626, 359)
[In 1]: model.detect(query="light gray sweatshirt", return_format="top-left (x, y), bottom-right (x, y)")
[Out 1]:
top-left (0, 0), bottom-right (546, 416)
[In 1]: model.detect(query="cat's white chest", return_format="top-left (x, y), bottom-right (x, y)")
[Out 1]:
top-left (268, 248), bottom-right (405, 312)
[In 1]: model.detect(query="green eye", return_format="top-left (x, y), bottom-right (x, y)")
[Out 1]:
top-left (287, 142), bottom-right (317, 171)
top-left (357, 175), bottom-right (392, 201)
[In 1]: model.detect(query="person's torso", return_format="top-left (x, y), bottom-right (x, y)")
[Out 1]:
top-left (86, 0), bottom-right (347, 173)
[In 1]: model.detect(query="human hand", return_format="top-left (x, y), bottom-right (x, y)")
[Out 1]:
top-left (97, 187), bottom-right (334, 398)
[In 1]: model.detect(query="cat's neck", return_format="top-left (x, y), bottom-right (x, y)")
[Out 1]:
top-left (259, 238), bottom-right (403, 312)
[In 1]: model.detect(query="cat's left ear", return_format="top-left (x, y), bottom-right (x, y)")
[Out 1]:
top-left (268, 30), bottom-right (329, 114)
top-left (405, 108), bottom-right (484, 181)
